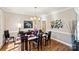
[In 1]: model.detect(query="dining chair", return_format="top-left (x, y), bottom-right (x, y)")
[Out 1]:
top-left (26, 30), bottom-right (38, 51)
top-left (4, 30), bottom-right (15, 45)
top-left (45, 31), bottom-right (51, 46)
top-left (32, 33), bottom-right (43, 51)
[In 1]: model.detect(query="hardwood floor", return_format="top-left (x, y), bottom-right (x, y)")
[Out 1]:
top-left (0, 39), bottom-right (72, 51)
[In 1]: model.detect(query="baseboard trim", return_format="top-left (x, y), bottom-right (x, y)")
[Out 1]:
top-left (52, 38), bottom-right (72, 48)
top-left (0, 44), bottom-right (3, 49)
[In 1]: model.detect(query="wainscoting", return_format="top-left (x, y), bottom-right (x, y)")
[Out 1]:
top-left (51, 30), bottom-right (72, 47)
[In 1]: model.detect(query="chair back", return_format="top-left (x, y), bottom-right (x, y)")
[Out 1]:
top-left (39, 29), bottom-right (43, 33)
top-left (38, 33), bottom-right (42, 41)
top-left (34, 30), bottom-right (38, 36)
top-left (34, 33), bottom-right (42, 43)
top-left (4, 30), bottom-right (10, 38)
top-left (20, 32), bottom-right (26, 39)
top-left (19, 31), bottom-right (24, 35)
top-left (48, 31), bottom-right (51, 39)
top-left (27, 30), bottom-right (32, 35)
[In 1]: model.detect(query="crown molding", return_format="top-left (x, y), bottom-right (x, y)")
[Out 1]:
top-left (51, 8), bottom-right (74, 14)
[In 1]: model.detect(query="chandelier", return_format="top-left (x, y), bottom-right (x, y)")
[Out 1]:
top-left (30, 7), bottom-right (40, 20)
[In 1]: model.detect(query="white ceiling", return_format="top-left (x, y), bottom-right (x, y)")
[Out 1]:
top-left (1, 7), bottom-right (71, 16)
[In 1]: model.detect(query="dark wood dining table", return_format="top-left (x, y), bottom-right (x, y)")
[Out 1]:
top-left (17, 32), bottom-right (48, 51)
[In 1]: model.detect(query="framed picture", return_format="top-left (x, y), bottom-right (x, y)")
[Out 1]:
top-left (24, 21), bottom-right (33, 28)
top-left (51, 19), bottom-right (63, 29)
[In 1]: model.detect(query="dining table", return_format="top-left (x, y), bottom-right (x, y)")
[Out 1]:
top-left (17, 31), bottom-right (48, 51)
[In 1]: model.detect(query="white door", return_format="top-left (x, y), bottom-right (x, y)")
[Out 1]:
top-left (41, 21), bottom-right (46, 32)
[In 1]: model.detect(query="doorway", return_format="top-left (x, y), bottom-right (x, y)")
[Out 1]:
top-left (41, 21), bottom-right (46, 32)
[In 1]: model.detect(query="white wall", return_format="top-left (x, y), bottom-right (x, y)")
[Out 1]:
top-left (5, 12), bottom-right (41, 37)
top-left (46, 8), bottom-right (76, 47)
top-left (0, 9), bottom-right (5, 49)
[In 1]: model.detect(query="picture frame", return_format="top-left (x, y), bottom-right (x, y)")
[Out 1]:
top-left (51, 19), bottom-right (63, 29)
top-left (24, 21), bottom-right (33, 28)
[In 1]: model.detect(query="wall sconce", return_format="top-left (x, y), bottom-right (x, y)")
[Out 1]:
top-left (18, 23), bottom-right (21, 32)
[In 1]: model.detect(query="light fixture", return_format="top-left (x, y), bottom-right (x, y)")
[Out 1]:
top-left (30, 7), bottom-right (40, 20)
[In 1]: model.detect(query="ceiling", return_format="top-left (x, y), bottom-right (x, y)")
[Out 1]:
top-left (1, 7), bottom-right (71, 16)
